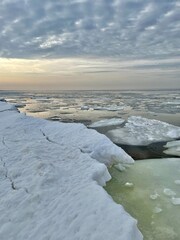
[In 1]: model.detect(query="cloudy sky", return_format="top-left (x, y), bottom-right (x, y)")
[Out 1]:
top-left (0, 0), bottom-right (180, 90)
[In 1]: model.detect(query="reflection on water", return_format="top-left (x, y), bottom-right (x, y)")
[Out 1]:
top-left (105, 158), bottom-right (180, 240)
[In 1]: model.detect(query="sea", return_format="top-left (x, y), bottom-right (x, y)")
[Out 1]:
top-left (1, 89), bottom-right (180, 240)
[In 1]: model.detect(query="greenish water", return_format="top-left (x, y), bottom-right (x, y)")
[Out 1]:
top-left (105, 158), bottom-right (180, 240)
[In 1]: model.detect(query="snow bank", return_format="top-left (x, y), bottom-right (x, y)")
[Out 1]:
top-left (107, 116), bottom-right (180, 146)
top-left (0, 101), bottom-right (142, 240)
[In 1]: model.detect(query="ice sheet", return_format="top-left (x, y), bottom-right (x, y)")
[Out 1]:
top-left (0, 101), bottom-right (142, 240)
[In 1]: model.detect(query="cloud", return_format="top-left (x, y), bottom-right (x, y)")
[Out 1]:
top-left (0, 0), bottom-right (179, 68)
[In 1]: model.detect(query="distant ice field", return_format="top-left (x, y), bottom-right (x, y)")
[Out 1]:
top-left (0, 90), bottom-right (179, 127)
top-left (0, 90), bottom-right (180, 159)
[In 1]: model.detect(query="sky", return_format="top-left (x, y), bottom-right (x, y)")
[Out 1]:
top-left (0, 0), bottom-right (180, 90)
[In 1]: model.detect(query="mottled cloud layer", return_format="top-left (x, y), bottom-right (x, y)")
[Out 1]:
top-left (0, 0), bottom-right (180, 90)
top-left (0, 0), bottom-right (179, 61)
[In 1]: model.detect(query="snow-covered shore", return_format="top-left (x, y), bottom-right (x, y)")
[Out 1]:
top-left (0, 101), bottom-right (142, 240)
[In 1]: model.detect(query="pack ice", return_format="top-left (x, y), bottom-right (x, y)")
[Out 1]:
top-left (0, 101), bottom-right (142, 240)
top-left (107, 116), bottom-right (180, 146)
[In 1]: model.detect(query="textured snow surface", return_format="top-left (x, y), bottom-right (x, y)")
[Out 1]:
top-left (89, 118), bottom-right (125, 128)
top-left (164, 140), bottom-right (180, 157)
top-left (107, 116), bottom-right (180, 146)
top-left (0, 101), bottom-right (142, 240)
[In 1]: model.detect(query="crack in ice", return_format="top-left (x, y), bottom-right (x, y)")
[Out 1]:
top-left (0, 156), bottom-right (16, 190)
top-left (2, 136), bottom-right (9, 149)
top-left (40, 129), bottom-right (60, 145)
top-left (40, 129), bottom-right (87, 156)
top-left (1, 138), bottom-right (29, 193)
top-left (0, 109), bottom-right (16, 113)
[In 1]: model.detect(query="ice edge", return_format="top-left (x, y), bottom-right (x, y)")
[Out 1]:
top-left (0, 101), bottom-right (142, 240)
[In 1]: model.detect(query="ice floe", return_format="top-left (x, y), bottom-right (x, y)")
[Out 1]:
top-left (163, 140), bottom-right (180, 157)
top-left (153, 207), bottom-right (162, 214)
top-left (163, 188), bottom-right (176, 197)
top-left (107, 116), bottom-right (180, 146)
top-left (171, 198), bottom-right (180, 205)
top-left (81, 105), bottom-right (89, 110)
top-left (174, 180), bottom-right (180, 185)
top-left (0, 101), bottom-right (142, 240)
top-left (93, 105), bottom-right (125, 111)
top-left (150, 192), bottom-right (159, 200)
top-left (89, 118), bottom-right (125, 128)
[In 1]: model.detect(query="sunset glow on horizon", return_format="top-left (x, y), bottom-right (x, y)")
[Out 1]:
top-left (0, 0), bottom-right (179, 90)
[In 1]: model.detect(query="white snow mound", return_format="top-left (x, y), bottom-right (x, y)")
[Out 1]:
top-left (0, 101), bottom-right (142, 240)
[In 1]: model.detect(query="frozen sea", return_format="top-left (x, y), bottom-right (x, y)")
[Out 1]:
top-left (1, 89), bottom-right (179, 126)
top-left (1, 89), bottom-right (180, 159)
top-left (1, 89), bottom-right (180, 240)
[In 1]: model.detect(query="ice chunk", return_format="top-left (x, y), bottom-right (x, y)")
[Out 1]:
top-left (91, 141), bottom-right (134, 167)
top-left (164, 140), bottom-right (180, 157)
top-left (171, 198), bottom-right (180, 205)
top-left (93, 105), bottom-right (124, 111)
top-left (153, 207), bottom-right (163, 214)
top-left (89, 118), bottom-right (125, 128)
top-left (163, 188), bottom-right (176, 197)
top-left (150, 192), bottom-right (159, 200)
top-left (164, 146), bottom-right (180, 157)
top-left (114, 163), bottom-right (126, 171)
top-left (81, 105), bottom-right (89, 110)
top-left (92, 163), bottom-right (111, 186)
top-left (107, 116), bottom-right (180, 146)
top-left (124, 182), bottom-right (134, 188)
top-left (174, 180), bottom-right (180, 185)
top-left (164, 140), bottom-right (180, 148)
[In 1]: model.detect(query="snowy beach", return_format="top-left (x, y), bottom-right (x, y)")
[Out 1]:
top-left (0, 100), bottom-right (142, 240)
